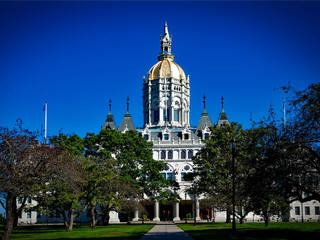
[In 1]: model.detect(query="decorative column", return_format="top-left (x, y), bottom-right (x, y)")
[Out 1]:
top-left (132, 209), bottom-right (139, 222)
top-left (195, 198), bottom-right (201, 221)
top-left (173, 201), bottom-right (180, 221)
top-left (153, 200), bottom-right (160, 221)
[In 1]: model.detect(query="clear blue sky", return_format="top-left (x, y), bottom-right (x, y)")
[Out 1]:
top-left (0, 1), bottom-right (319, 138)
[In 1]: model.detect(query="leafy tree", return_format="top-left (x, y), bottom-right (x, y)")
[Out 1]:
top-left (84, 129), bottom-right (177, 224)
top-left (0, 120), bottom-right (60, 240)
top-left (34, 134), bottom-right (86, 232)
top-left (191, 122), bottom-right (252, 224)
top-left (279, 83), bottom-right (320, 202)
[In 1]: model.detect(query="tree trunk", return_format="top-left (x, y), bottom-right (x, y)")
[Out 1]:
top-left (2, 193), bottom-right (14, 240)
top-left (301, 202), bottom-right (304, 223)
top-left (12, 197), bottom-right (18, 228)
top-left (67, 213), bottom-right (75, 232)
top-left (263, 212), bottom-right (269, 227)
top-left (90, 207), bottom-right (97, 228)
top-left (62, 212), bottom-right (70, 231)
top-left (226, 208), bottom-right (231, 223)
top-left (239, 216), bottom-right (244, 224)
top-left (103, 209), bottom-right (110, 226)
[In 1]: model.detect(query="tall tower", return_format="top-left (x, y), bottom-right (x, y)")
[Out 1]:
top-left (143, 23), bottom-right (190, 128)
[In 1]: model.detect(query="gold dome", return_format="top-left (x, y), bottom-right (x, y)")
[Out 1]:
top-left (146, 58), bottom-right (187, 83)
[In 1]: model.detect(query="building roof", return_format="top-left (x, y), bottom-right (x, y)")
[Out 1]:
top-left (119, 112), bottom-right (135, 132)
top-left (197, 109), bottom-right (213, 131)
top-left (102, 112), bottom-right (117, 130)
top-left (102, 99), bottom-right (117, 130)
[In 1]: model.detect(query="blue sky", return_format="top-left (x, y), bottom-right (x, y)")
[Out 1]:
top-left (0, 1), bottom-right (319, 139)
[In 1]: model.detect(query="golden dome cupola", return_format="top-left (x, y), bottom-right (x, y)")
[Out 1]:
top-left (143, 23), bottom-right (190, 128)
top-left (146, 23), bottom-right (187, 83)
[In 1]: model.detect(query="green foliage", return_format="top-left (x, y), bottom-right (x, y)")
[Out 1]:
top-left (192, 122), bottom-right (252, 220)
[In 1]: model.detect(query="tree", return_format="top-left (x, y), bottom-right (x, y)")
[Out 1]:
top-left (279, 83), bottom-right (320, 202)
top-left (192, 122), bottom-right (252, 224)
top-left (84, 129), bottom-right (177, 224)
top-left (34, 133), bottom-right (86, 232)
top-left (0, 120), bottom-right (59, 240)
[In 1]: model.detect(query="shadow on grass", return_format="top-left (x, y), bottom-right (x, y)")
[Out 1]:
top-left (185, 228), bottom-right (320, 240)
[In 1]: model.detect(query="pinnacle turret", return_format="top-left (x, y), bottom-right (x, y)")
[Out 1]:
top-left (102, 99), bottom-right (117, 130)
top-left (197, 95), bottom-right (213, 131)
top-left (119, 97), bottom-right (135, 132)
top-left (217, 96), bottom-right (230, 126)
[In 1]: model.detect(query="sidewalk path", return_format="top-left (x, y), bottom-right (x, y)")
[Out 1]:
top-left (139, 223), bottom-right (194, 240)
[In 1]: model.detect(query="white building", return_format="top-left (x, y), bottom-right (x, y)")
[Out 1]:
top-left (18, 24), bottom-right (320, 224)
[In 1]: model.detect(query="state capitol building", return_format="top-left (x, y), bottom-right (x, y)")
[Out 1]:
top-left (18, 24), bottom-right (320, 224)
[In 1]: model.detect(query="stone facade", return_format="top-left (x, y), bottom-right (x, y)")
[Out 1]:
top-left (17, 24), bottom-right (320, 224)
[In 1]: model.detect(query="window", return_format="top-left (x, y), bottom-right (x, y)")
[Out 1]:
top-left (144, 134), bottom-right (149, 140)
top-left (161, 150), bottom-right (166, 160)
top-left (27, 196), bottom-right (31, 204)
top-left (181, 150), bottom-right (186, 159)
top-left (305, 206), bottom-right (310, 215)
top-left (163, 109), bottom-right (166, 121)
top-left (27, 211), bottom-right (32, 219)
top-left (164, 134), bottom-right (169, 140)
top-left (184, 165), bottom-right (190, 171)
top-left (18, 198), bottom-right (22, 204)
top-left (162, 172), bottom-right (174, 181)
top-left (295, 206), bottom-right (300, 215)
top-left (188, 150), bottom-right (193, 159)
top-left (204, 133), bottom-right (209, 139)
top-left (168, 150), bottom-right (173, 159)
top-left (184, 133), bottom-right (189, 140)
top-left (167, 173), bottom-right (173, 181)
top-left (181, 172), bottom-right (186, 181)
top-left (181, 172), bottom-right (191, 181)
top-left (174, 110), bottom-right (179, 121)
top-left (315, 206), bottom-right (320, 215)
top-left (154, 110), bottom-right (159, 123)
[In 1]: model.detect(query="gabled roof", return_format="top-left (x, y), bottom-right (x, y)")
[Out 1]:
top-left (119, 112), bottom-right (135, 132)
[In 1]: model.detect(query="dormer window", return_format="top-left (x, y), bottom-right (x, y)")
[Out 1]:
top-left (144, 134), bottom-right (149, 140)
top-left (184, 133), bottom-right (189, 140)
top-left (204, 133), bottom-right (209, 139)
top-left (164, 134), bottom-right (169, 140)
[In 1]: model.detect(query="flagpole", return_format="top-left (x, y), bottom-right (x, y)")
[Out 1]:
top-left (44, 102), bottom-right (47, 144)
top-left (283, 99), bottom-right (286, 130)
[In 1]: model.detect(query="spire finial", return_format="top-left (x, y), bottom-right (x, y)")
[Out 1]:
top-left (203, 95), bottom-right (206, 110)
top-left (159, 23), bottom-right (173, 60)
top-left (126, 96), bottom-right (130, 112)
top-left (109, 99), bottom-right (112, 112)
top-left (221, 96), bottom-right (224, 110)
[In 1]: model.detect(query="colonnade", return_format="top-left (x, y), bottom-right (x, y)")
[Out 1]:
top-left (132, 198), bottom-right (201, 221)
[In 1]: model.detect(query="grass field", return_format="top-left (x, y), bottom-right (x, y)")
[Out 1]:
top-left (0, 224), bottom-right (154, 240)
top-left (177, 222), bottom-right (320, 240)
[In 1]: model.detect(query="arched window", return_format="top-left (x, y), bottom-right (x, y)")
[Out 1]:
top-left (181, 164), bottom-right (193, 182)
top-left (162, 164), bottom-right (174, 181)
top-left (168, 150), bottom-right (173, 159)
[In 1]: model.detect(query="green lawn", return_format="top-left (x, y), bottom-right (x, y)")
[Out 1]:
top-left (177, 222), bottom-right (320, 240)
top-left (1, 224), bottom-right (154, 240)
